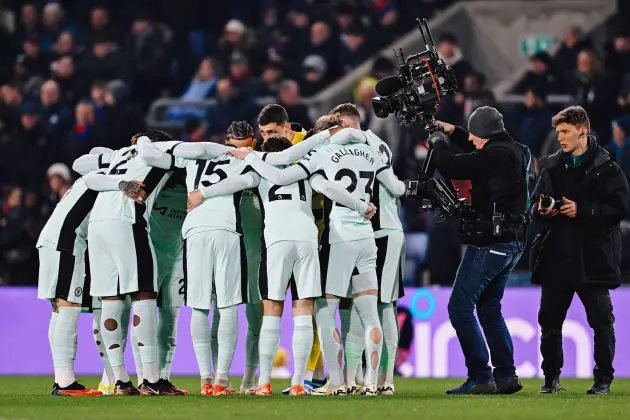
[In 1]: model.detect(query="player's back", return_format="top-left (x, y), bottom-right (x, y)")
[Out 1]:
top-left (365, 131), bottom-right (403, 232)
top-left (310, 142), bottom-right (384, 244)
top-left (256, 174), bottom-right (317, 246)
top-left (90, 143), bottom-right (174, 226)
top-left (37, 174), bottom-right (98, 255)
top-left (180, 152), bottom-right (250, 238)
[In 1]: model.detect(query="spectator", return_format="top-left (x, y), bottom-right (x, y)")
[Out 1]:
top-left (229, 52), bottom-right (265, 98)
top-left (52, 56), bottom-right (81, 104)
top-left (284, 5), bottom-right (311, 65)
top-left (437, 33), bottom-right (475, 88)
top-left (180, 118), bottom-right (207, 142)
top-left (335, 2), bottom-right (358, 35)
top-left (14, 35), bottom-right (49, 83)
top-left (127, 14), bottom-right (172, 108)
top-left (14, 3), bottom-right (41, 45)
top-left (0, 84), bottom-right (23, 136)
top-left (84, 6), bottom-right (118, 48)
top-left (40, 163), bottom-right (71, 220)
top-left (40, 2), bottom-right (74, 54)
top-left (608, 115), bottom-right (630, 185)
top-left (278, 79), bottom-right (311, 130)
top-left (206, 77), bottom-right (257, 139)
top-left (167, 57), bottom-right (218, 121)
top-left (307, 21), bottom-right (340, 80)
top-left (517, 86), bottom-right (554, 157)
top-left (80, 34), bottom-right (129, 87)
top-left (370, 55), bottom-right (396, 80)
top-left (0, 101), bottom-right (49, 192)
top-left (51, 31), bottom-right (82, 62)
top-left (39, 80), bottom-right (73, 153)
top-left (60, 100), bottom-right (105, 167)
top-left (373, 0), bottom-right (403, 49)
top-left (101, 79), bottom-right (144, 149)
top-left (553, 26), bottom-right (591, 79)
top-left (604, 29), bottom-right (630, 85)
top-left (353, 77), bottom-right (400, 156)
top-left (341, 21), bottom-right (372, 73)
top-left (569, 49), bottom-right (615, 143)
top-left (512, 51), bottom-right (564, 94)
top-left (260, 62), bottom-right (284, 97)
top-left (217, 19), bottom-right (252, 71)
top-left (255, 4), bottom-right (281, 56)
top-left (300, 54), bottom-right (330, 97)
top-left (89, 80), bottom-right (108, 126)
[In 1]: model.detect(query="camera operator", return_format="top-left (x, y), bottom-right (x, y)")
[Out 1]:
top-left (428, 106), bottom-right (530, 395)
top-left (528, 106), bottom-right (629, 395)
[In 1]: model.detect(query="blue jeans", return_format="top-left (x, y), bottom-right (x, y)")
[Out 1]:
top-left (448, 241), bottom-right (523, 384)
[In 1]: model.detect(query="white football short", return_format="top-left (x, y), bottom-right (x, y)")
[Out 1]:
top-left (37, 247), bottom-right (87, 304)
top-left (184, 229), bottom-right (246, 310)
top-left (156, 249), bottom-right (185, 308)
top-left (88, 220), bottom-right (158, 297)
top-left (375, 229), bottom-right (406, 303)
top-left (260, 240), bottom-right (321, 301)
top-left (320, 238), bottom-right (378, 298)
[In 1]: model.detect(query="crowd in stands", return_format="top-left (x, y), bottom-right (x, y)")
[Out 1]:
top-left (1, 0), bottom-right (630, 287)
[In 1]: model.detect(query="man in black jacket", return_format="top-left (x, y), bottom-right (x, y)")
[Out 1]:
top-left (429, 107), bottom-right (531, 395)
top-left (528, 106), bottom-right (629, 395)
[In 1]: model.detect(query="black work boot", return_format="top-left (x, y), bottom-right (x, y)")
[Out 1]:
top-left (497, 376), bottom-right (523, 394)
top-left (587, 378), bottom-right (611, 395)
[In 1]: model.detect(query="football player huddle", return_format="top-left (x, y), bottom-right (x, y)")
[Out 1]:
top-left (37, 103), bottom-right (406, 397)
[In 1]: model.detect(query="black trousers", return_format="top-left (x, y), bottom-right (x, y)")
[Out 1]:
top-left (538, 280), bottom-right (616, 380)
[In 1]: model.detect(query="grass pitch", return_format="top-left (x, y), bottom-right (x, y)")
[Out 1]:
top-left (1, 377), bottom-right (630, 419)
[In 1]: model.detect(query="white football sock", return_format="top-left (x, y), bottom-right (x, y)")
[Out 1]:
top-left (353, 295), bottom-right (382, 387)
top-left (257, 315), bottom-right (280, 386)
top-left (244, 303), bottom-right (262, 386)
top-left (158, 307), bottom-right (178, 380)
top-left (130, 324), bottom-right (143, 384)
top-left (292, 315), bottom-right (313, 386)
top-left (210, 305), bottom-right (220, 376)
top-left (340, 305), bottom-right (365, 386)
top-left (215, 305), bottom-right (238, 385)
top-left (92, 309), bottom-right (115, 385)
top-left (53, 307), bottom-right (81, 387)
top-left (190, 308), bottom-right (212, 383)
top-left (101, 300), bottom-right (129, 383)
top-left (378, 303), bottom-right (398, 385)
top-left (314, 298), bottom-right (343, 387)
top-left (48, 311), bottom-right (58, 365)
top-left (132, 299), bottom-right (159, 383)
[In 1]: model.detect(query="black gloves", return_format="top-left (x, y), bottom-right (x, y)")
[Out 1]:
top-left (428, 131), bottom-right (449, 149)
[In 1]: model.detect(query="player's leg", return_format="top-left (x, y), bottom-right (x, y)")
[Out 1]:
top-left (312, 243), bottom-right (351, 395)
top-left (211, 230), bottom-right (246, 395)
top-left (241, 199), bottom-right (263, 393)
top-left (38, 247), bottom-right (60, 390)
top-left (375, 230), bottom-right (405, 394)
top-left (92, 300), bottom-right (116, 394)
top-left (341, 299), bottom-right (365, 394)
top-left (156, 250), bottom-right (187, 394)
top-left (185, 234), bottom-right (215, 395)
top-left (210, 294), bottom-right (219, 377)
top-left (289, 241), bottom-right (321, 396)
top-left (255, 241), bottom-right (292, 395)
top-left (351, 239), bottom-right (383, 396)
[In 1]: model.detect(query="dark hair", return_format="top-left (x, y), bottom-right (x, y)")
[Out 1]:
top-left (552, 105), bottom-right (590, 131)
top-left (227, 120), bottom-right (254, 139)
top-left (258, 104), bottom-right (289, 126)
top-left (134, 129), bottom-right (174, 142)
top-left (329, 103), bottom-right (360, 119)
top-left (262, 135), bottom-right (292, 152)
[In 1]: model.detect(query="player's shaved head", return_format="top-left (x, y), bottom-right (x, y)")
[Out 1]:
top-left (262, 136), bottom-right (292, 152)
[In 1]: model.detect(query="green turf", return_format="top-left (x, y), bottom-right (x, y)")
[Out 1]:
top-left (1, 377), bottom-right (630, 419)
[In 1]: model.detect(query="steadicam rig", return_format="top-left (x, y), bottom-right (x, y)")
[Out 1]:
top-left (372, 18), bottom-right (457, 131)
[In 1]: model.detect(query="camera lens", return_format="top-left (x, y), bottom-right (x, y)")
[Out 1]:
top-left (372, 97), bottom-right (392, 118)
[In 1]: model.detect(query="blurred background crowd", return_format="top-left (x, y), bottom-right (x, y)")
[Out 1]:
top-left (1, 0), bottom-right (630, 287)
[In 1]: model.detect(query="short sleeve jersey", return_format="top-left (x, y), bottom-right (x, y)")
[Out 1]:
top-left (177, 152), bottom-right (251, 239)
top-left (365, 131), bottom-right (403, 232)
top-left (89, 143), bottom-right (175, 227)
top-left (297, 143), bottom-right (388, 244)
